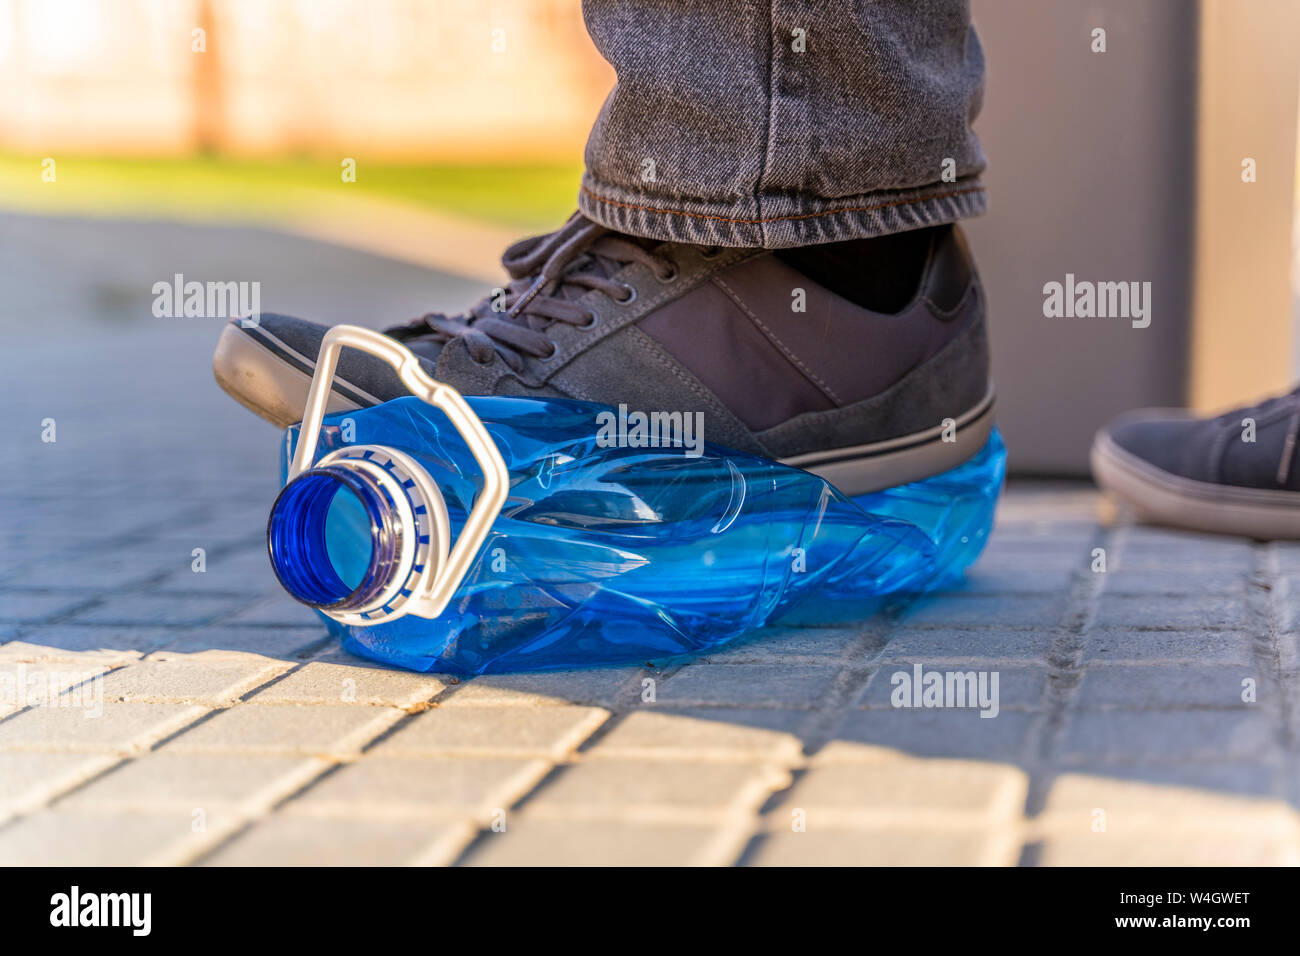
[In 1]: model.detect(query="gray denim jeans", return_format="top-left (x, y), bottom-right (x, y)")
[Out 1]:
top-left (577, 0), bottom-right (986, 248)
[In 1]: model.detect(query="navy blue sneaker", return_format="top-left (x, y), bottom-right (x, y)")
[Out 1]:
top-left (1092, 386), bottom-right (1300, 538)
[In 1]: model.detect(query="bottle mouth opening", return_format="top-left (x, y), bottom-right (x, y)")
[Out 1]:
top-left (267, 466), bottom-right (401, 610)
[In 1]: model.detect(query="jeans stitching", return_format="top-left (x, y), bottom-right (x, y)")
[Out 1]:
top-left (755, 0), bottom-right (777, 246)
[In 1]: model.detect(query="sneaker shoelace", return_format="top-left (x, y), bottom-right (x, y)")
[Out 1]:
top-left (385, 213), bottom-right (679, 372)
top-left (1210, 385), bottom-right (1300, 485)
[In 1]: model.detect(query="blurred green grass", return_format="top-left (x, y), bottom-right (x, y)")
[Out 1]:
top-left (0, 153), bottom-right (583, 231)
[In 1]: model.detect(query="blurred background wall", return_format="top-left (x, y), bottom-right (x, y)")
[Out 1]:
top-left (967, 0), bottom-right (1300, 473)
top-left (965, 0), bottom-right (1199, 474)
top-left (0, 0), bottom-right (612, 159)
top-left (1, 0), bottom-right (1297, 476)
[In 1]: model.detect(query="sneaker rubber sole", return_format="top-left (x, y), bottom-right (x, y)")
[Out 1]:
top-left (1091, 425), bottom-right (1300, 539)
top-left (779, 387), bottom-right (995, 496)
top-left (213, 320), bottom-right (375, 428)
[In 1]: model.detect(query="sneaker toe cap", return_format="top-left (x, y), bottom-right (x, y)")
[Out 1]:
top-left (236, 312), bottom-right (330, 359)
top-left (1105, 411), bottom-right (1202, 477)
top-left (226, 314), bottom-right (413, 407)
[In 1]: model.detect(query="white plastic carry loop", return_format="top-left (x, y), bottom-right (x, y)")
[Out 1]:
top-left (288, 325), bottom-right (509, 625)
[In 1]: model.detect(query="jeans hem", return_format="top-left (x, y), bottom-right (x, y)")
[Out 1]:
top-left (578, 175), bottom-right (987, 248)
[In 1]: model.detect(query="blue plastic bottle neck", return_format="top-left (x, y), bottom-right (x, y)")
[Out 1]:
top-left (267, 466), bottom-right (400, 610)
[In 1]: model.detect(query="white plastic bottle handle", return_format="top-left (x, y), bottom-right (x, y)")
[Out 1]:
top-left (288, 324), bottom-right (509, 620)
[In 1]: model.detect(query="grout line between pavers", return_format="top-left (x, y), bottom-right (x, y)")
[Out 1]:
top-left (441, 670), bottom-right (651, 865)
top-left (0, 698), bottom-right (219, 842)
top-left (0, 662), bottom-right (129, 731)
top-left (435, 658), bottom-right (833, 864)
top-left (158, 755), bottom-right (339, 866)
top-left (0, 753), bottom-right (124, 830)
top-left (4, 528), bottom-right (266, 611)
top-left (1256, 545), bottom-right (1300, 841)
top-left (0, 656), bottom-right (401, 858)
top-left (177, 674), bottom-right (474, 865)
top-left (1015, 518), bottom-right (1115, 864)
top-left (727, 620), bottom-right (903, 865)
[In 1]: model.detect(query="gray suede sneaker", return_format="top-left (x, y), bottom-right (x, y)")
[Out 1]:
top-left (1092, 387), bottom-right (1300, 538)
top-left (213, 214), bottom-right (993, 494)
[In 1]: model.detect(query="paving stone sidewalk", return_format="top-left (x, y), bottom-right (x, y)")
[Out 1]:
top-left (2, 213), bottom-right (1298, 866)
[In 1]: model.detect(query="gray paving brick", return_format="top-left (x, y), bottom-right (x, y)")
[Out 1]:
top-left (893, 594), bottom-right (1064, 628)
top-left (98, 659), bottom-right (286, 704)
top-left (1033, 834), bottom-right (1296, 866)
top-left (226, 594), bottom-right (328, 627)
top-left (771, 759), bottom-right (1028, 823)
top-left (1036, 769), bottom-right (1292, 839)
top-left (58, 752), bottom-right (330, 813)
top-left (0, 810), bottom-right (214, 866)
top-left (988, 514), bottom-right (1098, 539)
top-left (1093, 594), bottom-right (1250, 630)
top-left (828, 708), bottom-right (1038, 763)
top-left (1083, 629), bottom-right (1254, 666)
top-left (161, 508), bottom-right (267, 539)
top-left (1278, 703), bottom-right (1300, 742)
top-left (1117, 533), bottom-right (1255, 570)
top-left (1045, 762), bottom-right (1280, 808)
top-left (1274, 576), bottom-right (1300, 631)
top-left (150, 625), bottom-right (327, 661)
top-left (703, 625), bottom-right (869, 663)
top-left (855, 665), bottom-right (1046, 712)
top-left (0, 592), bottom-right (92, 624)
top-left (0, 624), bottom-right (174, 660)
top-left (873, 628), bottom-right (1054, 664)
top-left (746, 828), bottom-right (1017, 866)
top-left (1101, 568), bottom-right (1249, 595)
top-left (0, 660), bottom-right (107, 716)
top-left (144, 552), bottom-right (274, 596)
top-left (461, 818), bottom-right (728, 866)
top-left (1270, 542), bottom-right (1300, 575)
top-left (441, 668), bottom-right (642, 708)
top-left (0, 702), bottom-right (205, 754)
top-left (4, 556), bottom-right (170, 591)
top-left (201, 815), bottom-right (473, 866)
top-left (1060, 710), bottom-right (1276, 762)
top-left (1281, 631), bottom-right (1300, 671)
top-left (68, 594), bottom-right (243, 627)
top-left (525, 760), bottom-right (788, 820)
top-left (285, 756), bottom-right (549, 820)
top-left (0, 752), bottom-right (119, 822)
top-left (957, 565), bottom-right (1079, 595)
top-left (972, 538), bottom-right (1091, 571)
top-left (588, 708), bottom-right (807, 762)
top-left (371, 705), bottom-right (608, 759)
top-left (1074, 665), bottom-right (1263, 710)
top-left (162, 703), bottom-right (402, 757)
top-left (248, 661), bottom-right (447, 708)
top-left (653, 663), bottom-right (839, 708)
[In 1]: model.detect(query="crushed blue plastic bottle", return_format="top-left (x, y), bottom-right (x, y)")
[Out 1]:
top-left (271, 396), bottom-right (1005, 674)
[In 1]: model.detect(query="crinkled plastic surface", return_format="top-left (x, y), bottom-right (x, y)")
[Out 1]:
top-left (280, 396), bottom-right (1005, 674)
